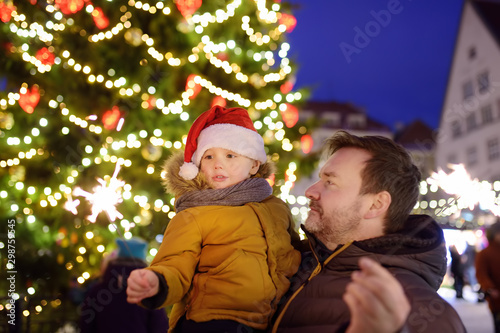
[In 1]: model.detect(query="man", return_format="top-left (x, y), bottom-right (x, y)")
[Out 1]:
top-left (476, 221), bottom-right (500, 333)
top-left (271, 131), bottom-right (465, 332)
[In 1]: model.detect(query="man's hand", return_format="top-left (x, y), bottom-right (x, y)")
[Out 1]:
top-left (343, 257), bottom-right (410, 333)
top-left (126, 269), bottom-right (160, 304)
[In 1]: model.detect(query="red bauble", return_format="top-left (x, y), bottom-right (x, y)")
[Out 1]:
top-left (102, 106), bottom-right (121, 130)
top-left (216, 52), bottom-right (229, 62)
top-left (279, 13), bottom-right (297, 32)
top-left (211, 96), bottom-right (226, 108)
top-left (176, 0), bottom-right (202, 18)
top-left (55, 0), bottom-right (85, 15)
top-left (185, 74), bottom-right (201, 99)
top-left (19, 85), bottom-right (40, 114)
top-left (280, 80), bottom-right (294, 94)
top-left (0, 2), bottom-right (15, 23)
top-left (36, 47), bottom-right (55, 66)
top-left (280, 103), bottom-right (299, 128)
top-left (146, 97), bottom-right (156, 110)
top-left (92, 7), bottom-right (109, 29)
top-left (301, 134), bottom-right (314, 154)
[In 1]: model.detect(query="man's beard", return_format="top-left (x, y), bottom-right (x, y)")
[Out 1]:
top-left (305, 199), bottom-right (362, 247)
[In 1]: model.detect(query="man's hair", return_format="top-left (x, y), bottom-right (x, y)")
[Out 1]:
top-left (324, 130), bottom-right (421, 233)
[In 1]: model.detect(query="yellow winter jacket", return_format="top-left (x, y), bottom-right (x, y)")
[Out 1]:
top-left (146, 153), bottom-right (301, 331)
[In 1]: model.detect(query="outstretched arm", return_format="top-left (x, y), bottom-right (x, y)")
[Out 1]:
top-left (343, 257), bottom-right (410, 333)
top-left (126, 269), bottom-right (160, 304)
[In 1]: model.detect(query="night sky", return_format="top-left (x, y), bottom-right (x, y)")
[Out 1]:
top-left (287, 0), bottom-right (464, 130)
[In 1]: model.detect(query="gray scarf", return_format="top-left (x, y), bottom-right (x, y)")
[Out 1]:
top-left (175, 178), bottom-right (272, 213)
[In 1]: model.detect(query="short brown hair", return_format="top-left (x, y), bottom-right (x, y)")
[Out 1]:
top-left (324, 130), bottom-right (421, 233)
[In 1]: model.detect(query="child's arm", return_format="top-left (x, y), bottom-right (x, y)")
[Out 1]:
top-left (126, 269), bottom-right (160, 304)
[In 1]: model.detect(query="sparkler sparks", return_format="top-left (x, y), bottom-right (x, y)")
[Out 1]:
top-left (428, 164), bottom-right (500, 216)
top-left (65, 161), bottom-right (126, 222)
top-left (64, 194), bottom-right (80, 215)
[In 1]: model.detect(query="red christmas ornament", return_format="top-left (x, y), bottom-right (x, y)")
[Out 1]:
top-left (211, 96), bottom-right (226, 108)
top-left (216, 52), bottom-right (229, 62)
top-left (19, 85), bottom-right (40, 114)
top-left (3, 42), bottom-right (14, 54)
top-left (267, 173), bottom-right (275, 187)
top-left (0, 2), bottom-right (15, 23)
top-left (35, 47), bottom-right (55, 66)
top-left (92, 7), bottom-right (109, 29)
top-left (176, 0), bottom-right (202, 18)
top-left (146, 96), bottom-right (156, 110)
top-left (279, 13), bottom-right (297, 32)
top-left (280, 80), bottom-right (294, 94)
top-left (301, 134), bottom-right (314, 154)
top-left (280, 103), bottom-right (299, 128)
top-left (102, 106), bottom-right (121, 130)
top-left (185, 74), bottom-right (202, 99)
top-left (55, 0), bottom-right (85, 15)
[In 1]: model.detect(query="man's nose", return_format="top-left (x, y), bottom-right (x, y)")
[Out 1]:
top-left (305, 182), bottom-right (319, 200)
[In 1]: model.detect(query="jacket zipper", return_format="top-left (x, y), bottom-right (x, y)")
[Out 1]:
top-left (270, 241), bottom-right (353, 333)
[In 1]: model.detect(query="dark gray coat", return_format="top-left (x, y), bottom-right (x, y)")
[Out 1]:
top-left (272, 215), bottom-right (466, 333)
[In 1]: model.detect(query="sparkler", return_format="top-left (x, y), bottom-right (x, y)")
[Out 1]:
top-left (65, 161), bottom-right (125, 222)
top-left (428, 164), bottom-right (500, 216)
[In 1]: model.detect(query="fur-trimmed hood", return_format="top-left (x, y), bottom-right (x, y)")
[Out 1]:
top-left (162, 152), bottom-right (275, 198)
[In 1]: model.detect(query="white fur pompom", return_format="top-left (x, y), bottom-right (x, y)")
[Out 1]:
top-left (179, 162), bottom-right (199, 180)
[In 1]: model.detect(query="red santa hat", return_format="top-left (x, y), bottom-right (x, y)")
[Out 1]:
top-left (179, 106), bottom-right (267, 180)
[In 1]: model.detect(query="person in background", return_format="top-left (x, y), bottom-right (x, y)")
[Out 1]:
top-left (79, 237), bottom-right (168, 333)
top-left (270, 130), bottom-right (466, 333)
top-left (449, 244), bottom-right (465, 299)
top-left (476, 221), bottom-right (500, 333)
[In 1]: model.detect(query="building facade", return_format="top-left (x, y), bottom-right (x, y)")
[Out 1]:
top-left (436, 0), bottom-right (500, 182)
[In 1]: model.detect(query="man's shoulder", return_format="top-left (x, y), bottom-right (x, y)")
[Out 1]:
top-left (405, 293), bottom-right (465, 332)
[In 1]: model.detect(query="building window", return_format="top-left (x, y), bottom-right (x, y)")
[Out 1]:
top-left (487, 138), bottom-right (500, 161)
top-left (478, 71), bottom-right (490, 93)
top-left (451, 120), bottom-right (462, 138)
top-left (469, 47), bottom-right (476, 59)
top-left (481, 105), bottom-right (493, 125)
top-left (323, 113), bottom-right (341, 127)
top-left (466, 146), bottom-right (478, 166)
top-left (466, 112), bottom-right (477, 132)
top-left (463, 80), bottom-right (474, 100)
top-left (347, 114), bottom-right (366, 128)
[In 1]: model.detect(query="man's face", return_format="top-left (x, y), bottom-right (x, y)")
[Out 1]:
top-left (304, 147), bottom-right (373, 249)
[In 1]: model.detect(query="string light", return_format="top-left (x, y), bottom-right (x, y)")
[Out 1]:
top-left (0, 1), bottom-right (306, 320)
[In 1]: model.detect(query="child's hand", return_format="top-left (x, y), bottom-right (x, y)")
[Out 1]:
top-left (126, 269), bottom-right (160, 304)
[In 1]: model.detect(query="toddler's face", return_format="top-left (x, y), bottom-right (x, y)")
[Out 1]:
top-left (200, 147), bottom-right (260, 189)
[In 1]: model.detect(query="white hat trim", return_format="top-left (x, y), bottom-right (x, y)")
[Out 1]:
top-left (192, 123), bottom-right (267, 167)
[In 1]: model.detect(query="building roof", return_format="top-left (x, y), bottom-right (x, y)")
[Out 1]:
top-left (302, 100), bottom-right (391, 132)
top-left (472, 0), bottom-right (500, 46)
top-left (394, 119), bottom-right (436, 150)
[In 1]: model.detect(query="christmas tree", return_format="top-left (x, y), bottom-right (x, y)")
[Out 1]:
top-left (0, 0), bottom-right (314, 328)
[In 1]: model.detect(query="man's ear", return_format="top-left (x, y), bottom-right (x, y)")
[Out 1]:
top-left (364, 191), bottom-right (391, 219)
